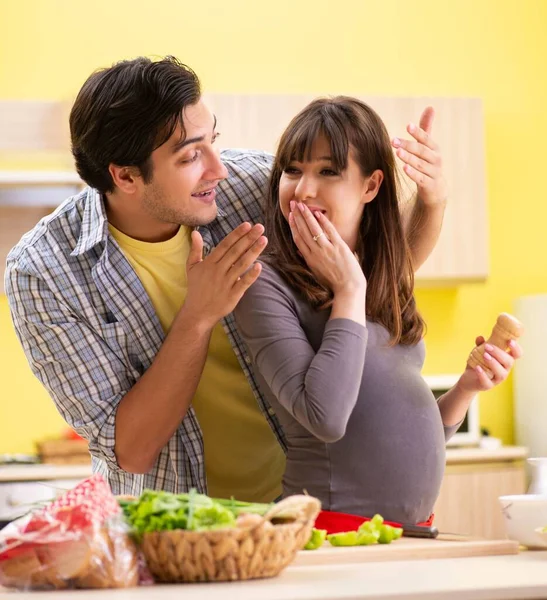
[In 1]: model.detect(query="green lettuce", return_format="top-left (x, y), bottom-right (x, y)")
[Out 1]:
top-left (118, 489), bottom-right (273, 537)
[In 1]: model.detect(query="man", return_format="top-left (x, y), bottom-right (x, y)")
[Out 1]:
top-left (5, 57), bottom-right (447, 500)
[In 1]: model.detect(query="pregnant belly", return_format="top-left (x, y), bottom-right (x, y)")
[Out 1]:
top-left (283, 399), bottom-right (447, 524)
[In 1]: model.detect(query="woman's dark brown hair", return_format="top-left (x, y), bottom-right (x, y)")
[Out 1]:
top-left (265, 96), bottom-right (424, 346)
top-left (70, 56), bottom-right (201, 194)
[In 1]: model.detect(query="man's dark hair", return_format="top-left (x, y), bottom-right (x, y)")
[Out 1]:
top-left (69, 56), bottom-right (201, 194)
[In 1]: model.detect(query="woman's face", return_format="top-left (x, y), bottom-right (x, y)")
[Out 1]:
top-left (278, 135), bottom-right (382, 250)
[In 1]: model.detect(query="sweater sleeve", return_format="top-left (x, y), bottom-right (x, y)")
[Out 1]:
top-left (234, 262), bottom-right (368, 443)
top-left (443, 420), bottom-right (464, 442)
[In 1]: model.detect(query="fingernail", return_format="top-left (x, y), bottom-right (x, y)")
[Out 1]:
top-left (408, 123), bottom-right (416, 132)
top-left (509, 340), bottom-right (516, 347)
top-left (392, 137), bottom-right (401, 147)
top-left (290, 201), bottom-right (295, 211)
top-left (397, 148), bottom-right (405, 158)
top-left (298, 202), bottom-right (305, 212)
top-left (484, 352), bottom-right (492, 361)
top-left (315, 211), bottom-right (322, 219)
top-left (476, 366), bottom-right (483, 374)
top-left (485, 344), bottom-right (494, 352)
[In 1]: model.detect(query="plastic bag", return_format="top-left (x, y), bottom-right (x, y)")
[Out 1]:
top-left (0, 474), bottom-right (139, 590)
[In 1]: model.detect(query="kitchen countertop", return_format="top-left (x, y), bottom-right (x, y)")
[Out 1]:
top-left (0, 446), bottom-right (526, 482)
top-left (1, 552), bottom-right (546, 599)
top-left (445, 445), bottom-right (528, 465)
top-left (0, 464), bottom-right (92, 482)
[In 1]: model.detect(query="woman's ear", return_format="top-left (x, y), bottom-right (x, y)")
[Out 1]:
top-left (361, 169), bottom-right (384, 204)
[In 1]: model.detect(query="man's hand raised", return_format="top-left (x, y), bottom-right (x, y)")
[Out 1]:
top-left (182, 222), bottom-right (267, 330)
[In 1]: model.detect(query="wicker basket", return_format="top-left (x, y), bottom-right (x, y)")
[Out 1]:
top-left (140, 494), bottom-right (321, 583)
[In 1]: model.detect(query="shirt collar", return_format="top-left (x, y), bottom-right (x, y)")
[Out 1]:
top-left (71, 187), bottom-right (109, 256)
top-left (70, 187), bottom-right (228, 257)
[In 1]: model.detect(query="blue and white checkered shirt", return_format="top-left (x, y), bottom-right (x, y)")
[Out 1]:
top-left (5, 149), bottom-right (286, 496)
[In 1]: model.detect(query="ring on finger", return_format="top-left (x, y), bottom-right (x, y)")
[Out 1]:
top-left (313, 232), bottom-right (324, 243)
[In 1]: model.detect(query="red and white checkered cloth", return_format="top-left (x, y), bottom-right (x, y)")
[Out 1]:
top-left (0, 475), bottom-right (120, 560)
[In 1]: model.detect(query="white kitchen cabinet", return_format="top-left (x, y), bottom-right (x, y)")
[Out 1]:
top-left (435, 446), bottom-right (527, 539)
top-left (0, 205), bottom-right (55, 294)
top-left (204, 94), bottom-right (489, 284)
top-left (0, 464), bottom-right (92, 524)
top-left (0, 479), bottom-right (82, 521)
top-left (0, 95), bottom-right (488, 288)
top-left (0, 179), bottom-right (82, 294)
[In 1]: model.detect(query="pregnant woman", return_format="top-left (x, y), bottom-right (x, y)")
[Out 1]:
top-left (234, 96), bottom-right (521, 524)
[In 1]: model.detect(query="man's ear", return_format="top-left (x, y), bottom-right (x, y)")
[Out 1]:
top-left (109, 164), bottom-right (142, 194)
top-left (362, 169), bottom-right (384, 204)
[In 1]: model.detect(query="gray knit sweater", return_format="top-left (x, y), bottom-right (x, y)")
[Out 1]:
top-left (234, 260), bottom-right (458, 524)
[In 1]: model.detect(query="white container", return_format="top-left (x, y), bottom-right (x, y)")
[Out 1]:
top-left (498, 494), bottom-right (547, 549)
top-left (514, 294), bottom-right (547, 458)
top-left (527, 458), bottom-right (547, 495)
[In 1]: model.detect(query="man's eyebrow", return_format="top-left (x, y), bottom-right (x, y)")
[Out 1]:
top-left (171, 135), bottom-right (204, 153)
top-left (171, 115), bottom-right (217, 154)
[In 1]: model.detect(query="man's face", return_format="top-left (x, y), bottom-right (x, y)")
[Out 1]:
top-left (141, 100), bottom-right (228, 227)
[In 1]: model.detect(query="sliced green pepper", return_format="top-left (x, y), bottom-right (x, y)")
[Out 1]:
top-left (378, 524), bottom-right (396, 544)
top-left (357, 521), bottom-right (380, 545)
top-left (304, 528), bottom-right (327, 550)
top-left (357, 530), bottom-right (379, 545)
top-left (322, 514), bottom-right (404, 549)
top-left (358, 521), bottom-right (380, 537)
top-left (371, 514), bottom-right (384, 528)
top-left (327, 531), bottom-right (360, 546)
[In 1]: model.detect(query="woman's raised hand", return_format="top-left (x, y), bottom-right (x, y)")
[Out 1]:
top-left (289, 201), bottom-right (367, 298)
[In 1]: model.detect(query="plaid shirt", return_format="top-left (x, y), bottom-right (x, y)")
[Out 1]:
top-left (5, 149), bottom-right (286, 496)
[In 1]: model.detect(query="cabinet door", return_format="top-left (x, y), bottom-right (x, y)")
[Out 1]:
top-left (205, 93), bottom-right (488, 283)
top-left (0, 206), bottom-right (54, 294)
top-left (0, 96), bottom-right (488, 284)
top-left (434, 464), bottom-right (526, 539)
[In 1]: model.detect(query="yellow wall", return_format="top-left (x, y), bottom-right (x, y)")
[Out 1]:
top-left (1, 0), bottom-right (547, 451)
top-left (0, 296), bottom-right (67, 452)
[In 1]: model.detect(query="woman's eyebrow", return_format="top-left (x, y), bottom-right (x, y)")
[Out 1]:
top-left (290, 156), bottom-right (332, 163)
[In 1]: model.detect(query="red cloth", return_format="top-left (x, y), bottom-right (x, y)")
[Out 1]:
top-left (0, 475), bottom-right (120, 562)
top-left (314, 510), bottom-right (434, 534)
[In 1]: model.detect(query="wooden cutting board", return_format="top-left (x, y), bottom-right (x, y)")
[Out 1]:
top-left (293, 534), bottom-right (519, 566)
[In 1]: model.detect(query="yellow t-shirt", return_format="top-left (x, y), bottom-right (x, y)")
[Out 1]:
top-left (109, 224), bottom-right (285, 502)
